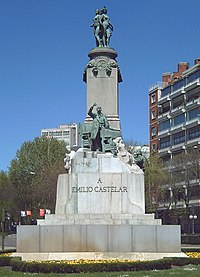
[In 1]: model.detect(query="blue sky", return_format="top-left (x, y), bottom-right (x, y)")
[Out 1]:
top-left (1, 0), bottom-right (200, 171)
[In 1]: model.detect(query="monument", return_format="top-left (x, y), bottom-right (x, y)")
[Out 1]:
top-left (15, 7), bottom-right (186, 261)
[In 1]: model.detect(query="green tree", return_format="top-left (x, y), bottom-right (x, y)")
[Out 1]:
top-left (144, 154), bottom-right (169, 214)
top-left (124, 140), bottom-right (168, 215)
top-left (9, 137), bottom-right (66, 218)
top-left (171, 148), bottom-right (200, 185)
top-left (168, 147), bottom-right (200, 210)
top-left (0, 171), bottom-right (14, 224)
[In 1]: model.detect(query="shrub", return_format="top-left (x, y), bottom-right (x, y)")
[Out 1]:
top-left (0, 249), bottom-right (16, 255)
top-left (171, 257), bottom-right (200, 266)
top-left (181, 234), bottom-right (200, 245)
top-left (9, 259), bottom-right (172, 273)
top-left (182, 247), bottom-right (200, 253)
top-left (0, 256), bottom-right (12, 266)
top-left (5, 255), bottom-right (200, 274)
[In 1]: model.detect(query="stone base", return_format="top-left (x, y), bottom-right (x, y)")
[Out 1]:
top-left (38, 213), bottom-right (161, 225)
top-left (12, 251), bottom-right (187, 261)
top-left (16, 150), bottom-right (182, 256)
top-left (54, 151), bottom-right (145, 216)
top-left (17, 224), bottom-right (181, 253)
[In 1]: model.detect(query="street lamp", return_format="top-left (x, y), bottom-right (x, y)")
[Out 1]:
top-left (30, 171), bottom-right (36, 175)
top-left (169, 187), bottom-right (173, 209)
top-left (193, 146), bottom-right (200, 182)
top-left (194, 145), bottom-right (200, 151)
top-left (168, 187), bottom-right (178, 208)
top-left (183, 184), bottom-right (189, 208)
top-left (189, 214), bottom-right (198, 235)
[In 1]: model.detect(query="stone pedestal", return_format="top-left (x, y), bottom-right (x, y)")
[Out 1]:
top-left (55, 149), bottom-right (145, 216)
top-left (16, 149), bottom-right (182, 256)
top-left (17, 224), bottom-right (181, 254)
top-left (83, 48), bottom-right (122, 130)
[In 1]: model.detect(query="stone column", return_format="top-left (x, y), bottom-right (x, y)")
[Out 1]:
top-left (83, 47), bottom-right (122, 130)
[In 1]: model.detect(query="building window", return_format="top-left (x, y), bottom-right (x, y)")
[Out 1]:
top-left (151, 110), bottom-right (156, 120)
top-left (162, 103), bottom-right (170, 113)
top-left (63, 131), bottom-right (70, 135)
top-left (151, 127), bottom-right (157, 137)
top-left (151, 94), bottom-right (156, 104)
top-left (172, 79), bottom-right (185, 92)
top-left (187, 69), bottom-right (200, 84)
top-left (152, 143), bottom-right (156, 152)
top-left (173, 131), bottom-right (185, 145)
top-left (52, 131), bottom-right (62, 137)
top-left (187, 107), bottom-right (200, 121)
top-left (42, 132), bottom-right (48, 137)
top-left (161, 86), bottom-right (171, 98)
top-left (188, 125), bottom-right (200, 140)
top-left (159, 119), bottom-right (170, 132)
top-left (173, 113), bottom-right (185, 126)
top-left (160, 136), bottom-right (170, 149)
top-left (172, 95), bottom-right (184, 109)
top-left (173, 150), bottom-right (184, 157)
top-left (161, 154), bottom-right (171, 163)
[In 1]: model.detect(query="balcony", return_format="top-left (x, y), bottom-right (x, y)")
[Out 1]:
top-left (185, 78), bottom-right (200, 91)
top-left (186, 97), bottom-right (200, 110)
top-left (158, 128), bottom-right (171, 136)
top-left (158, 95), bottom-right (171, 104)
top-left (170, 105), bottom-right (185, 116)
top-left (170, 122), bottom-right (186, 133)
top-left (158, 111), bottom-right (170, 120)
top-left (158, 147), bottom-right (171, 155)
top-left (158, 117), bottom-right (199, 137)
top-left (185, 116), bottom-right (200, 129)
top-left (187, 139), bottom-right (200, 147)
top-left (149, 82), bottom-right (163, 93)
top-left (171, 142), bottom-right (186, 151)
top-left (171, 89), bottom-right (185, 99)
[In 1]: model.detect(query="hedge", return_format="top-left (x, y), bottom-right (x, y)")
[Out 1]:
top-left (182, 247), bottom-right (200, 252)
top-left (0, 249), bottom-right (16, 255)
top-left (181, 234), bottom-right (200, 245)
top-left (10, 259), bottom-right (172, 273)
top-left (0, 256), bottom-right (14, 266)
top-left (0, 255), bottom-right (200, 274)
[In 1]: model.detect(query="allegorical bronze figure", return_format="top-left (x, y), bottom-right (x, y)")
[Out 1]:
top-left (91, 6), bottom-right (113, 47)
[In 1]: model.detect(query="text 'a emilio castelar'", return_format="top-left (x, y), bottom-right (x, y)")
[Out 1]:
top-left (72, 186), bottom-right (128, 193)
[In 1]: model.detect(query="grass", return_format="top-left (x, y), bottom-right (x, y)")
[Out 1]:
top-left (0, 264), bottom-right (200, 276)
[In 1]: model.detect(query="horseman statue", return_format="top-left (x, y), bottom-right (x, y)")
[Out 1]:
top-left (91, 6), bottom-right (113, 47)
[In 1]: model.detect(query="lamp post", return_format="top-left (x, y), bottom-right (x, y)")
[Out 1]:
top-left (189, 214), bottom-right (197, 235)
top-left (193, 146), bottom-right (200, 182)
top-left (148, 160), bottom-right (151, 211)
top-left (168, 187), bottom-right (177, 209)
top-left (194, 145), bottom-right (200, 152)
top-left (30, 171), bottom-right (36, 175)
top-left (144, 158), bottom-right (151, 212)
top-left (168, 187), bottom-right (173, 210)
top-left (1, 209), bottom-right (5, 251)
top-left (182, 183), bottom-right (191, 234)
top-left (183, 184), bottom-right (189, 208)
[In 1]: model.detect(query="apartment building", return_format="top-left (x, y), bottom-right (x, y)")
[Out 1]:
top-left (159, 62), bottom-right (199, 160)
top-left (149, 59), bottom-right (200, 232)
top-left (41, 123), bottom-right (79, 148)
top-left (150, 59), bottom-right (200, 156)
